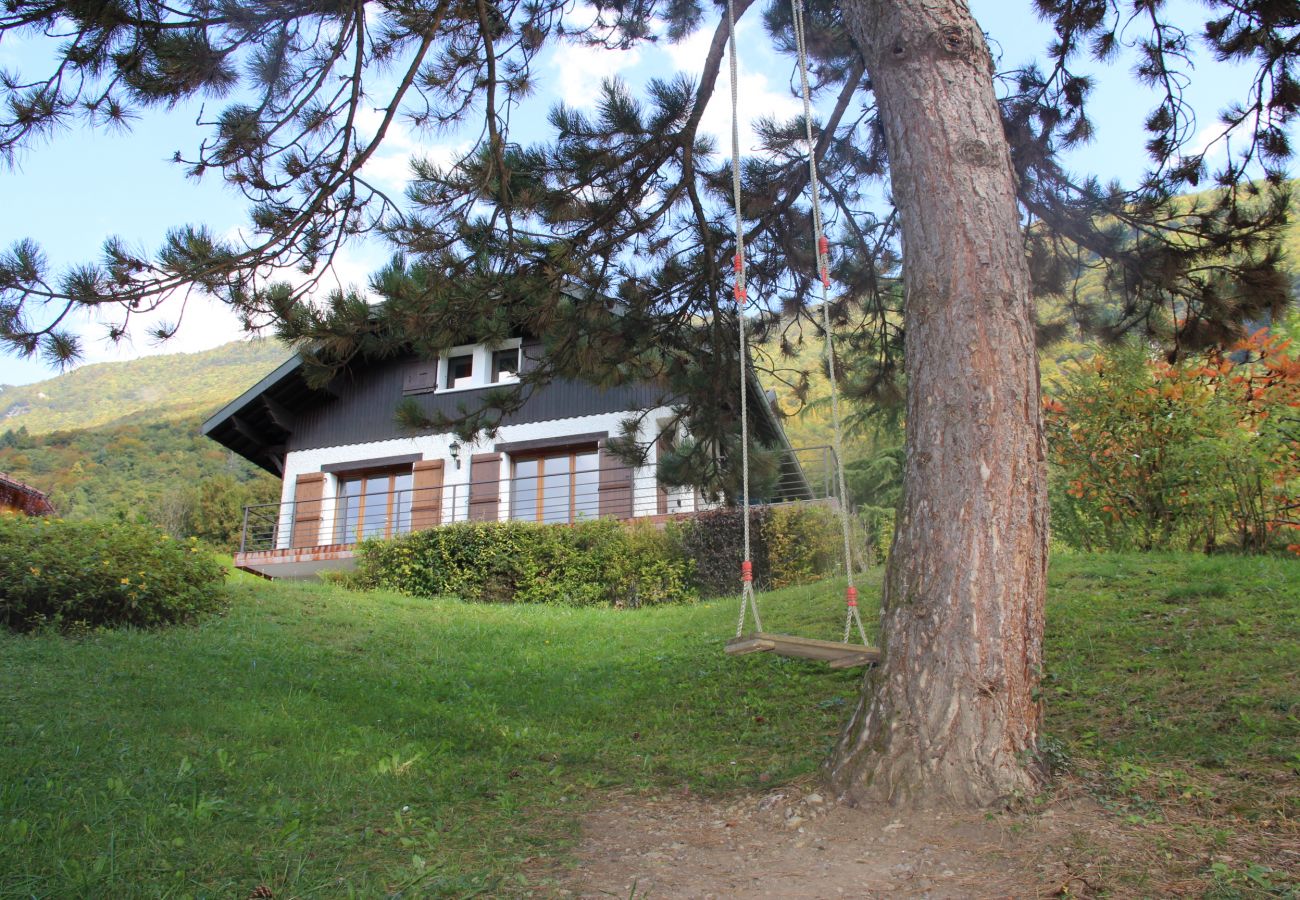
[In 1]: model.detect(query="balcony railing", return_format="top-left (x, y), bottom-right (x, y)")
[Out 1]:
top-left (238, 445), bottom-right (838, 554)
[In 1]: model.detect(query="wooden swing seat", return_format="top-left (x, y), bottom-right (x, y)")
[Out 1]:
top-left (725, 632), bottom-right (880, 669)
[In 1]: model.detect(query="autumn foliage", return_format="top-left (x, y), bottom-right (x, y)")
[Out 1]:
top-left (1045, 330), bottom-right (1300, 553)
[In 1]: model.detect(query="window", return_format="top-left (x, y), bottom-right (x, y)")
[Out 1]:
top-left (511, 450), bottom-right (600, 523)
top-left (492, 347), bottom-right (520, 382)
top-left (333, 469), bottom-right (413, 544)
top-left (446, 354), bottom-right (473, 389)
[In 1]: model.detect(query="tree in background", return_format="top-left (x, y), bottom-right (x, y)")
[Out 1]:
top-left (187, 473), bottom-right (273, 550)
top-left (153, 473), bottom-right (258, 549)
top-left (2, 0), bottom-right (1297, 806)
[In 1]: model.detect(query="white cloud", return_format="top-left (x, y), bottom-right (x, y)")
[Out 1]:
top-left (1188, 121), bottom-right (1231, 164)
top-left (76, 293), bottom-right (248, 365)
top-left (658, 17), bottom-right (801, 154)
top-left (352, 100), bottom-right (468, 195)
top-left (0, 32), bottom-right (23, 68)
top-left (1186, 108), bottom-right (1263, 167)
top-left (545, 2), bottom-right (645, 111)
top-left (67, 230), bottom-right (397, 369)
top-left (553, 42), bottom-right (644, 110)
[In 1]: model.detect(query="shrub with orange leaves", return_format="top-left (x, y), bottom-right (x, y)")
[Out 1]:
top-left (1044, 330), bottom-right (1299, 554)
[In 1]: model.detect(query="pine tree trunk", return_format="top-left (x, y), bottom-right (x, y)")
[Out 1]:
top-left (828, 0), bottom-right (1049, 806)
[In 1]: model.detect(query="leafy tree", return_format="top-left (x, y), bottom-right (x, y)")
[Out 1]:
top-left (2, 0), bottom-right (1297, 805)
top-left (186, 472), bottom-right (265, 550)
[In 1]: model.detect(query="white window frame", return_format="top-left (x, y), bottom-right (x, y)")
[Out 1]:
top-left (435, 339), bottom-right (523, 394)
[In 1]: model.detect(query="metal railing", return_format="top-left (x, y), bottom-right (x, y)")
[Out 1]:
top-left (238, 445), bottom-right (839, 554)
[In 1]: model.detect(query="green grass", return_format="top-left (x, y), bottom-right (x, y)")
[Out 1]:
top-left (0, 554), bottom-right (1296, 897)
top-left (1045, 554), bottom-right (1298, 787)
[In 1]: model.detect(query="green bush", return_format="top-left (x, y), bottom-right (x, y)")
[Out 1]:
top-left (671, 502), bottom-right (849, 597)
top-left (856, 505), bottom-right (896, 567)
top-left (1045, 335), bottom-right (1300, 553)
top-left (765, 503), bottom-right (845, 589)
top-left (353, 503), bottom-right (853, 604)
top-left (351, 519), bottom-right (697, 607)
top-left (0, 517), bottom-right (227, 632)
top-left (675, 507), bottom-right (773, 596)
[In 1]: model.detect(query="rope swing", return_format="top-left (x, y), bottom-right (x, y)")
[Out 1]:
top-left (725, 0), bottom-right (876, 667)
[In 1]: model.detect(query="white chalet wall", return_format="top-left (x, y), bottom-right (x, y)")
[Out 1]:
top-left (277, 407), bottom-right (688, 548)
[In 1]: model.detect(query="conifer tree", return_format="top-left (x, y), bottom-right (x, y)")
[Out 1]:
top-left (1, 0), bottom-right (1295, 805)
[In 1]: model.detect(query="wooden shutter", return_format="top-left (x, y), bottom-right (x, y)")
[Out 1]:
top-left (290, 472), bottom-right (326, 548)
top-left (402, 359), bottom-right (438, 396)
top-left (598, 446), bottom-right (634, 519)
top-left (410, 460), bottom-right (444, 530)
top-left (469, 453), bottom-right (502, 522)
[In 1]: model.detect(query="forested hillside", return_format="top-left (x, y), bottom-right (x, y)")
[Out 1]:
top-left (0, 340), bottom-right (290, 434)
top-left (0, 341), bottom-right (288, 541)
top-left (0, 416), bottom-right (279, 529)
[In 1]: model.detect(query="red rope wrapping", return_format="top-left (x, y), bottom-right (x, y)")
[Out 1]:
top-left (741, 560), bottom-right (753, 583)
top-left (845, 585), bottom-right (858, 607)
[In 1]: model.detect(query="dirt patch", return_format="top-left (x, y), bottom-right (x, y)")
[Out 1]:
top-left (555, 783), bottom-right (1137, 898)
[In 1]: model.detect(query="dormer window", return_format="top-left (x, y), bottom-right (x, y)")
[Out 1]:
top-left (492, 347), bottom-right (520, 382)
top-left (430, 340), bottom-right (523, 392)
top-left (446, 354), bottom-right (474, 389)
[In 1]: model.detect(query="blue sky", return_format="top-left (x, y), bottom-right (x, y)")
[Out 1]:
top-left (0, 0), bottom-right (1273, 387)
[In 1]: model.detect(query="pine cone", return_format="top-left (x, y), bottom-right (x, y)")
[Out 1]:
top-left (248, 886), bottom-right (273, 900)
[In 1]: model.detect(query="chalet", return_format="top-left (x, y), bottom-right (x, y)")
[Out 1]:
top-left (204, 336), bottom-right (816, 578)
top-left (0, 472), bottom-right (55, 517)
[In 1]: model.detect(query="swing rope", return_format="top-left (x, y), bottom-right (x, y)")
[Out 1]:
top-left (790, 0), bottom-right (868, 645)
top-left (727, 0), bottom-right (866, 646)
top-left (727, 0), bottom-right (762, 638)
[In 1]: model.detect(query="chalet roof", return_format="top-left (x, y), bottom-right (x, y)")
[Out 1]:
top-left (0, 472), bottom-right (55, 516)
top-left (201, 354), bottom-right (313, 475)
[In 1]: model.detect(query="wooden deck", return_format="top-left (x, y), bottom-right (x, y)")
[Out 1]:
top-left (725, 632), bottom-right (880, 668)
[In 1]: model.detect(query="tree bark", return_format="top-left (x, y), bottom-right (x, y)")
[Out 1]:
top-left (828, 0), bottom-right (1049, 806)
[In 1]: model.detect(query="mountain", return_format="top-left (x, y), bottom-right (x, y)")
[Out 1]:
top-left (0, 340), bottom-right (291, 435)
top-left (0, 340), bottom-right (290, 539)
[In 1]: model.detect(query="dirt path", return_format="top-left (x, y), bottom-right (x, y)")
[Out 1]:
top-left (558, 784), bottom-right (1129, 898)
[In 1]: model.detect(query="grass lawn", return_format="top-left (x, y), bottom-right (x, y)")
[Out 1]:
top-left (1, 553), bottom-right (1296, 897)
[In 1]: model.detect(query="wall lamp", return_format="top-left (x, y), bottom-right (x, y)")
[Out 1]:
top-left (449, 441), bottom-right (462, 469)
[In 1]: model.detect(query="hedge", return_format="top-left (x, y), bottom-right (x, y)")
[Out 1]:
top-left (0, 517), bottom-right (227, 632)
top-left (671, 507), bottom-right (769, 597)
top-left (352, 518), bottom-right (696, 607)
top-left (352, 502), bottom-right (850, 605)
top-left (673, 503), bottom-right (847, 596)
top-left (766, 503), bottom-right (845, 590)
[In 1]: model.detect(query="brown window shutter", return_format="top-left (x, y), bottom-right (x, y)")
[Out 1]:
top-left (598, 447), bottom-right (634, 520)
top-left (290, 472), bottom-right (326, 548)
top-left (469, 453), bottom-right (502, 522)
top-left (410, 460), bottom-right (444, 530)
top-left (402, 359), bottom-right (439, 396)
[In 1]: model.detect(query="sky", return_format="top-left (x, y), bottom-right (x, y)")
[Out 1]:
top-left (0, 0), bottom-right (1276, 387)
